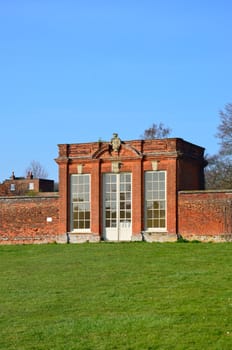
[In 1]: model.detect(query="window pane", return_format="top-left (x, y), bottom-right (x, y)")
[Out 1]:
top-left (153, 191), bottom-right (159, 200)
top-left (146, 202), bottom-right (153, 210)
top-left (159, 191), bottom-right (165, 200)
top-left (120, 211), bottom-right (125, 219)
top-left (154, 219), bottom-right (159, 227)
top-left (120, 202), bottom-right (125, 209)
top-left (125, 192), bottom-right (131, 200)
top-left (160, 201), bottom-right (165, 209)
top-left (152, 201), bottom-right (159, 209)
top-left (120, 193), bottom-right (125, 201)
top-left (73, 221), bottom-right (78, 229)
top-left (160, 210), bottom-right (165, 218)
top-left (110, 192), bottom-right (116, 201)
top-left (120, 183), bottom-right (125, 191)
top-left (146, 191), bottom-right (152, 201)
top-left (146, 181), bottom-right (152, 191)
top-left (111, 220), bottom-right (117, 227)
top-left (111, 202), bottom-right (116, 210)
top-left (160, 219), bottom-right (165, 228)
top-left (112, 174), bottom-right (117, 182)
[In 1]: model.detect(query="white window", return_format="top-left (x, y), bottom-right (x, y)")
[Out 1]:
top-left (10, 183), bottom-right (15, 191)
top-left (70, 174), bottom-right (90, 231)
top-left (145, 171), bottom-right (166, 230)
top-left (29, 182), bottom-right (34, 190)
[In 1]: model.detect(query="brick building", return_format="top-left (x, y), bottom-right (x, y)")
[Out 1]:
top-left (1, 134), bottom-right (232, 244)
top-left (0, 172), bottom-right (58, 244)
top-left (55, 134), bottom-right (206, 242)
top-left (0, 172), bottom-right (54, 196)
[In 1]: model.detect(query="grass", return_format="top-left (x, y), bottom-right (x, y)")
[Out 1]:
top-left (0, 242), bottom-right (232, 350)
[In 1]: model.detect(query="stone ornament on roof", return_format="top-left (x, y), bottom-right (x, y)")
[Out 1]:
top-left (110, 133), bottom-right (121, 152)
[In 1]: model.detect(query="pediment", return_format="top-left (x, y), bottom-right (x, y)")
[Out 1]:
top-left (92, 142), bottom-right (142, 159)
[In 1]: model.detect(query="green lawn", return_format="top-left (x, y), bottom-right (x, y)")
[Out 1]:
top-left (0, 243), bottom-right (232, 350)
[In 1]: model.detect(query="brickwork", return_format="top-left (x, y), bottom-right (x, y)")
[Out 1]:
top-left (178, 190), bottom-right (232, 241)
top-left (56, 137), bottom-right (206, 242)
top-left (2, 136), bottom-right (231, 244)
top-left (0, 195), bottom-right (64, 244)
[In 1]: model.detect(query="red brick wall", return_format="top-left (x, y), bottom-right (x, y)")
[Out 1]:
top-left (178, 190), bottom-right (232, 241)
top-left (0, 138), bottom-right (215, 244)
top-left (55, 137), bottom-right (206, 240)
top-left (0, 195), bottom-right (61, 244)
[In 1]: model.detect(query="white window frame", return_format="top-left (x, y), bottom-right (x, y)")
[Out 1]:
top-left (29, 182), bottom-right (34, 190)
top-left (70, 174), bottom-right (91, 232)
top-left (10, 183), bottom-right (15, 191)
top-left (144, 170), bottom-right (167, 232)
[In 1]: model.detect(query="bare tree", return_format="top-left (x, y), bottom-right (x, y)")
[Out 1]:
top-left (205, 103), bottom-right (232, 189)
top-left (140, 123), bottom-right (172, 139)
top-left (25, 160), bottom-right (48, 179)
top-left (205, 154), bottom-right (232, 189)
top-left (216, 103), bottom-right (232, 157)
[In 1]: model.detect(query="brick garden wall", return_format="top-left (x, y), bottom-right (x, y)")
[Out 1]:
top-left (0, 194), bottom-right (66, 244)
top-left (1, 190), bottom-right (232, 244)
top-left (0, 137), bottom-right (231, 244)
top-left (178, 190), bottom-right (232, 242)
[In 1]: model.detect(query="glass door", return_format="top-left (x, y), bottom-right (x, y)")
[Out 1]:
top-left (103, 173), bottom-right (132, 241)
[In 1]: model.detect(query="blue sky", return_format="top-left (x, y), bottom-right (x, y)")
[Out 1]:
top-left (1, 0), bottom-right (232, 182)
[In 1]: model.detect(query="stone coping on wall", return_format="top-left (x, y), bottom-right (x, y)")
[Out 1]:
top-left (179, 189), bottom-right (232, 194)
top-left (180, 234), bottom-right (232, 242)
top-left (0, 193), bottom-right (59, 199)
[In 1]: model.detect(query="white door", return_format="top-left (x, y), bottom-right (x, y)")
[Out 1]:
top-left (103, 173), bottom-right (132, 241)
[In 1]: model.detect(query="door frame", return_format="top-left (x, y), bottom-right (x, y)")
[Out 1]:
top-left (102, 172), bottom-right (132, 241)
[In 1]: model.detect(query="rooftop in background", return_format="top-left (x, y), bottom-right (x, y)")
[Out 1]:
top-left (0, 172), bottom-right (54, 196)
